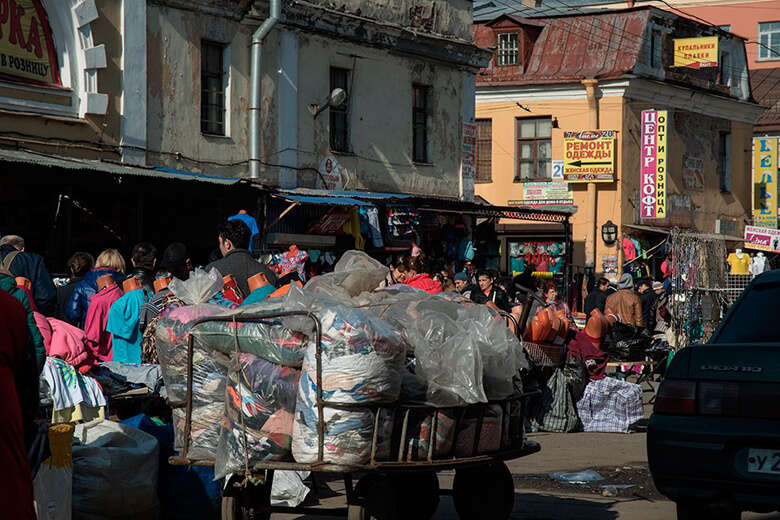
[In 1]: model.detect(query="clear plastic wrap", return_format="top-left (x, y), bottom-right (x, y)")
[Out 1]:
top-left (304, 250), bottom-right (388, 299)
top-left (214, 353), bottom-right (301, 480)
top-left (169, 268), bottom-right (224, 305)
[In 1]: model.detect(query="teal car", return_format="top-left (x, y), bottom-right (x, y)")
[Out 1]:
top-left (648, 269), bottom-right (780, 520)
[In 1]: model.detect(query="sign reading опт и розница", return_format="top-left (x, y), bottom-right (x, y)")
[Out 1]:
top-left (0, 0), bottom-right (61, 87)
top-left (640, 110), bottom-right (668, 220)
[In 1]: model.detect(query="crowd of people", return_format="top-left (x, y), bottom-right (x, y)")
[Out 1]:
top-left (584, 272), bottom-right (669, 334)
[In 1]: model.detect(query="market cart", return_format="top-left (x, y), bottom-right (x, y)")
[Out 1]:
top-left (167, 311), bottom-right (541, 520)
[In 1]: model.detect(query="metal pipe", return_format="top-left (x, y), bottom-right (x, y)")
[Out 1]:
top-left (249, 0), bottom-right (281, 179)
top-left (581, 78), bottom-right (600, 269)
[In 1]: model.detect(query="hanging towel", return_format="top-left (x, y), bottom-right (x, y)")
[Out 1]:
top-left (106, 289), bottom-right (148, 364)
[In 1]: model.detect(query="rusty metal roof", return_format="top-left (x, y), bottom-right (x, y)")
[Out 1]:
top-left (751, 67), bottom-right (780, 132)
top-left (474, 0), bottom-right (618, 21)
top-left (476, 9), bottom-right (650, 86)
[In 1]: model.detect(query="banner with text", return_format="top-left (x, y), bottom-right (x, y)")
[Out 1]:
top-left (640, 110), bottom-right (668, 219)
top-left (744, 225), bottom-right (780, 253)
top-left (563, 130), bottom-right (616, 182)
top-left (753, 137), bottom-right (778, 229)
top-left (673, 37), bottom-right (718, 68)
top-left (0, 0), bottom-right (61, 87)
top-left (508, 182), bottom-right (574, 207)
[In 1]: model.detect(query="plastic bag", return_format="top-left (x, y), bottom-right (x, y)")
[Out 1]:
top-left (72, 420), bottom-right (159, 519)
top-left (530, 369), bottom-right (580, 433)
top-left (271, 471), bottom-right (311, 508)
top-left (214, 353), bottom-right (300, 480)
top-left (563, 354), bottom-right (589, 403)
top-left (304, 250), bottom-right (388, 299)
top-left (34, 424), bottom-right (74, 520)
top-left (399, 408), bottom-right (457, 461)
top-left (169, 268), bottom-right (223, 305)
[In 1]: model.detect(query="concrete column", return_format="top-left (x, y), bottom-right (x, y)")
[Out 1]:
top-left (582, 78), bottom-right (600, 269)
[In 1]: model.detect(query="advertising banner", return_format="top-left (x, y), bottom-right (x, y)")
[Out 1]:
top-left (0, 0), bottom-right (61, 87)
top-left (673, 37), bottom-right (718, 68)
top-left (508, 182), bottom-right (573, 206)
top-left (640, 110), bottom-right (668, 219)
top-left (562, 130), bottom-right (616, 182)
top-left (753, 137), bottom-right (778, 229)
top-left (744, 225), bottom-right (780, 253)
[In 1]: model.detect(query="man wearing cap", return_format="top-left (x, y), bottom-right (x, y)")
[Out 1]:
top-left (605, 273), bottom-right (643, 327)
top-left (453, 272), bottom-right (475, 299)
top-left (636, 278), bottom-right (656, 332)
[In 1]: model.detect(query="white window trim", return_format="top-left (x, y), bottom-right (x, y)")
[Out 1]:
top-left (757, 21), bottom-right (780, 61)
top-left (497, 33), bottom-right (519, 67)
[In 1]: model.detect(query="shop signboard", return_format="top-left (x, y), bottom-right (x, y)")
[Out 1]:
top-left (673, 37), bottom-right (718, 68)
top-left (562, 130), bottom-right (616, 182)
top-left (640, 110), bottom-right (668, 219)
top-left (317, 156), bottom-right (347, 190)
top-left (744, 225), bottom-right (780, 253)
top-left (508, 182), bottom-right (573, 206)
top-left (551, 160), bottom-right (564, 180)
top-left (753, 137), bottom-right (778, 229)
top-left (0, 0), bottom-right (61, 87)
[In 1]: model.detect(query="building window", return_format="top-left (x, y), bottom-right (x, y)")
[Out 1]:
top-left (719, 51), bottom-right (732, 86)
top-left (758, 22), bottom-right (780, 60)
top-left (497, 33), bottom-right (519, 66)
top-left (719, 25), bottom-right (731, 32)
top-left (718, 131), bottom-right (731, 192)
top-left (475, 119), bottom-right (492, 183)
top-left (515, 117), bottom-right (552, 181)
top-left (201, 40), bottom-right (226, 135)
top-left (330, 67), bottom-right (350, 153)
top-left (413, 84), bottom-right (430, 163)
top-left (649, 29), bottom-right (663, 68)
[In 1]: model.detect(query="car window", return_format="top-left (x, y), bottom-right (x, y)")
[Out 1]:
top-left (712, 282), bottom-right (780, 343)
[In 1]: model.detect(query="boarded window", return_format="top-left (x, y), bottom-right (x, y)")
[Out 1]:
top-left (515, 117), bottom-right (552, 181)
top-left (201, 40), bottom-right (226, 135)
top-left (476, 119), bottom-right (492, 183)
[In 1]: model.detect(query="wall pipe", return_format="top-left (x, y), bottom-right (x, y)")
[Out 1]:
top-left (249, 0), bottom-right (281, 179)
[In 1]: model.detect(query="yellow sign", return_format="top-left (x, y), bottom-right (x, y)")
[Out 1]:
top-left (562, 130), bottom-right (616, 182)
top-left (0, 0), bottom-right (61, 87)
top-left (753, 137), bottom-right (778, 229)
top-left (674, 37), bottom-right (718, 68)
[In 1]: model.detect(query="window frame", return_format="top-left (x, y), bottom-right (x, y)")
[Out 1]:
top-left (718, 131), bottom-right (732, 192)
top-left (200, 39), bottom-right (228, 136)
top-left (719, 50), bottom-right (732, 87)
top-left (758, 21), bottom-right (780, 61)
top-left (515, 117), bottom-right (552, 182)
top-left (475, 119), bottom-right (492, 183)
top-left (497, 32), bottom-right (520, 67)
top-left (329, 67), bottom-right (351, 153)
top-left (649, 29), bottom-right (663, 69)
top-left (412, 84), bottom-right (430, 164)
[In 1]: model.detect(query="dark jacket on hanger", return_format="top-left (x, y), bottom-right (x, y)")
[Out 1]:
top-left (638, 290), bottom-right (657, 332)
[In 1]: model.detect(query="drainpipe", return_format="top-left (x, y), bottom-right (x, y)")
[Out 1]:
top-left (581, 78), bottom-right (599, 270)
top-left (249, 0), bottom-right (281, 179)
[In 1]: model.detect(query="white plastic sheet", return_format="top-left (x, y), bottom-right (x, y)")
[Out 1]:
top-left (169, 267), bottom-right (224, 305)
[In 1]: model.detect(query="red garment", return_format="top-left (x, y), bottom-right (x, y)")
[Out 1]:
top-left (35, 312), bottom-right (94, 373)
top-left (84, 282), bottom-right (123, 362)
top-left (661, 258), bottom-right (671, 278)
top-left (622, 238), bottom-right (637, 262)
top-left (404, 274), bottom-right (443, 294)
top-left (566, 330), bottom-right (609, 381)
top-left (0, 290), bottom-right (37, 520)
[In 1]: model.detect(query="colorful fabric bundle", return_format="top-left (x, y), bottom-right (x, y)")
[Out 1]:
top-left (576, 377), bottom-right (643, 433)
top-left (215, 353), bottom-right (301, 479)
top-left (453, 404), bottom-right (503, 457)
top-left (156, 303), bottom-right (230, 459)
top-left (400, 408), bottom-right (457, 461)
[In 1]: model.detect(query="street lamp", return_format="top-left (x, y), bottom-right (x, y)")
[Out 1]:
top-left (308, 88), bottom-right (347, 119)
top-left (601, 220), bottom-right (618, 245)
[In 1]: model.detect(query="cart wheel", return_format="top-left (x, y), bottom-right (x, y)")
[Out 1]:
top-left (391, 472), bottom-right (440, 520)
top-left (350, 473), bottom-right (400, 520)
top-left (220, 496), bottom-right (256, 520)
top-left (452, 462), bottom-right (515, 520)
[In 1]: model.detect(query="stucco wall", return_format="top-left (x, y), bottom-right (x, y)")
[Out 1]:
top-left (284, 30), bottom-right (466, 197)
top-left (146, 3), bottom-right (251, 176)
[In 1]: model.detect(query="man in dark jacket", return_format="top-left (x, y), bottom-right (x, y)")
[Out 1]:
top-left (0, 235), bottom-right (56, 316)
top-left (470, 270), bottom-right (510, 312)
top-left (127, 242), bottom-right (157, 294)
top-left (205, 220), bottom-right (277, 296)
top-left (637, 279), bottom-right (657, 332)
top-left (584, 277), bottom-right (610, 317)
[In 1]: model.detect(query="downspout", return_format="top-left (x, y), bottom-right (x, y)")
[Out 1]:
top-left (581, 78), bottom-right (599, 270)
top-left (249, 0), bottom-right (281, 179)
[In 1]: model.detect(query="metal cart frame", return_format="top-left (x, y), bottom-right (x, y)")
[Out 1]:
top-left (167, 311), bottom-right (541, 519)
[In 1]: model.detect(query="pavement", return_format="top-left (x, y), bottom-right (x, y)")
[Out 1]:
top-left (273, 430), bottom-right (780, 519)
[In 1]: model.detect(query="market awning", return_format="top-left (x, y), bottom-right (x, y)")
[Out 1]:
top-left (0, 147), bottom-right (242, 185)
top-left (624, 224), bottom-right (744, 242)
top-left (271, 193), bottom-right (375, 207)
top-left (274, 187), bottom-right (412, 201)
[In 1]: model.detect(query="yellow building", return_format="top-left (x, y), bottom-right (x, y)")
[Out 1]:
top-left (474, 8), bottom-right (764, 280)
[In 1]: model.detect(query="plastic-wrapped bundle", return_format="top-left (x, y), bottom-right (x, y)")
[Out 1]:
top-left (304, 250), bottom-right (388, 300)
top-left (453, 404), bottom-right (503, 457)
top-left (399, 408), bottom-right (457, 461)
top-left (215, 353), bottom-right (300, 479)
top-left (156, 304), bottom-right (230, 459)
top-left (190, 318), bottom-right (309, 367)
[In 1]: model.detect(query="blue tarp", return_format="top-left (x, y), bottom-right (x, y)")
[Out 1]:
top-left (276, 193), bottom-right (375, 207)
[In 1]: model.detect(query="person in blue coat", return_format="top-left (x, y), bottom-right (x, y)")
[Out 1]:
top-left (0, 235), bottom-right (56, 316)
top-left (66, 248), bottom-right (126, 327)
